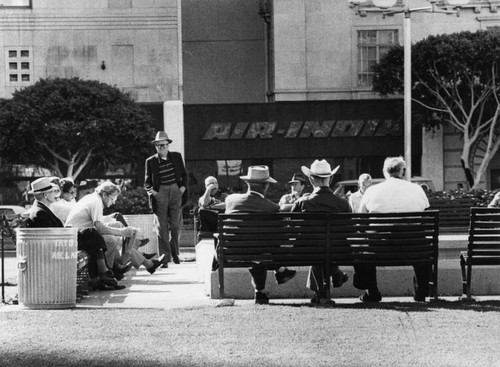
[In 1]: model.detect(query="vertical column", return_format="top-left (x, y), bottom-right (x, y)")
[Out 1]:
top-left (163, 100), bottom-right (184, 157)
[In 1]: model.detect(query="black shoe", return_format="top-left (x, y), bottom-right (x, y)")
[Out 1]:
top-left (414, 290), bottom-right (427, 303)
top-left (142, 252), bottom-right (156, 260)
top-left (359, 290), bottom-right (382, 303)
top-left (161, 263), bottom-right (169, 268)
top-left (275, 268), bottom-right (297, 285)
top-left (172, 255), bottom-right (180, 264)
top-left (332, 272), bottom-right (349, 288)
top-left (255, 291), bottom-right (269, 305)
top-left (113, 261), bottom-right (133, 281)
top-left (138, 238), bottom-right (150, 248)
top-left (147, 254), bottom-right (166, 274)
top-left (88, 280), bottom-right (114, 291)
top-left (311, 294), bottom-right (335, 305)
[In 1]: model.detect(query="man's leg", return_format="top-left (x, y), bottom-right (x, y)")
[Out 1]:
top-left (167, 185), bottom-right (182, 263)
top-left (307, 265), bottom-right (327, 299)
top-left (413, 264), bottom-right (431, 301)
top-left (155, 186), bottom-right (172, 262)
top-left (249, 265), bottom-right (268, 304)
top-left (353, 264), bottom-right (381, 302)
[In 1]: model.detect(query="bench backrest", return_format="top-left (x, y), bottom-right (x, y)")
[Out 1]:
top-left (218, 211), bottom-right (439, 267)
top-left (429, 198), bottom-right (473, 228)
top-left (217, 213), bottom-right (329, 268)
top-left (328, 211), bottom-right (439, 266)
top-left (468, 207), bottom-right (500, 261)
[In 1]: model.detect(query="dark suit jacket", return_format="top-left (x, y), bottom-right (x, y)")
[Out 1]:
top-left (225, 191), bottom-right (280, 214)
top-left (291, 186), bottom-right (351, 214)
top-left (27, 201), bottom-right (64, 228)
top-left (144, 151), bottom-right (189, 211)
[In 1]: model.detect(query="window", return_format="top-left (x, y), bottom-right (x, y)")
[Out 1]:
top-left (5, 47), bottom-right (33, 86)
top-left (357, 30), bottom-right (399, 87)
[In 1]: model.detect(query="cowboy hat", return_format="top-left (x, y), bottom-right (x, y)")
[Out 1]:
top-left (301, 160), bottom-right (340, 178)
top-left (288, 173), bottom-right (306, 184)
top-left (152, 131), bottom-right (173, 144)
top-left (28, 177), bottom-right (60, 195)
top-left (240, 165), bottom-right (277, 184)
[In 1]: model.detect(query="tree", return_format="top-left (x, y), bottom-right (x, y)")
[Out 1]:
top-left (0, 77), bottom-right (156, 180)
top-left (372, 30), bottom-right (500, 189)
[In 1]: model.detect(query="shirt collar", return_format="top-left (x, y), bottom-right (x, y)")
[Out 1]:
top-left (248, 190), bottom-right (265, 198)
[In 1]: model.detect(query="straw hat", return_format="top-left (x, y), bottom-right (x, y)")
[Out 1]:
top-left (301, 160), bottom-right (340, 178)
top-left (152, 131), bottom-right (173, 144)
top-left (240, 165), bottom-right (277, 184)
top-left (28, 177), bottom-right (60, 195)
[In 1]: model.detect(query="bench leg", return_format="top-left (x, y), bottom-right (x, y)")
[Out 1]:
top-left (218, 265), bottom-right (225, 299)
top-left (460, 254), bottom-right (467, 296)
top-left (466, 262), bottom-right (473, 300)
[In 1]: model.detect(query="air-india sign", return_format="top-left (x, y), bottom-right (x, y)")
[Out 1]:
top-left (202, 119), bottom-right (401, 140)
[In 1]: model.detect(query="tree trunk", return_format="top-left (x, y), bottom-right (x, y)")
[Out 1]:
top-left (461, 159), bottom-right (474, 188)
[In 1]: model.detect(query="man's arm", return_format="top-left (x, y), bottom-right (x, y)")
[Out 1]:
top-left (144, 158), bottom-right (158, 196)
top-left (199, 184), bottom-right (216, 208)
top-left (94, 221), bottom-right (136, 237)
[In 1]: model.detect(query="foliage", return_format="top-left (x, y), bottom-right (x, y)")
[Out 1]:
top-left (426, 189), bottom-right (495, 207)
top-left (0, 77), bottom-right (155, 180)
top-left (108, 186), bottom-right (151, 215)
top-left (372, 30), bottom-right (500, 189)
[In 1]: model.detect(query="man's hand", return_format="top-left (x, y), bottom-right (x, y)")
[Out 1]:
top-left (122, 226), bottom-right (137, 238)
top-left (179, 186), bottom-right (186, 194)
top-left (151, 190), bottom-right (159, 196)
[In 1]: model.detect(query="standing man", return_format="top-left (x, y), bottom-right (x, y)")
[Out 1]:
top-left (348, 173), bottom-right (373, 213)
top-left (278, 173), bottom-right (307, 212)
top-left (225, 165), bottom-right (296, 304)
top-left (357, 156), bottom-right (430, 303)
top-left (144, 131), bottom-right (188, 266)
top-left (291, 159), bottom-right (351, 304)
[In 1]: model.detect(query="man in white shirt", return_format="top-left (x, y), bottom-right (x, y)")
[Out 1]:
top-left (66, 182), bottom-right (165, 280)
top-left (357, 157), bottom-right (430, 303)
top-left (348, 173), bottom-right (372, 213)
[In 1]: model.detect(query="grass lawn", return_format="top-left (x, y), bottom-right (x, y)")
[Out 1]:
top-left (1, 300), bottom-right (500, 367)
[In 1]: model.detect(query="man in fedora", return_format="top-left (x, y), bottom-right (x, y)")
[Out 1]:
top-left (278, 172), bottom-right (308, 212)
top-left (26, 177), bottom-right (64, 228)
top-left (225, 165), bottom-right (296, 304)
top-left (291, 159), bottom-right (351, 304)
top-left (144, 131), bottom-right (188, 266)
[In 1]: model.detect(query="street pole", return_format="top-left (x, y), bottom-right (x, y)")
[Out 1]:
top-left (404, 9), bottom-right (412, 180)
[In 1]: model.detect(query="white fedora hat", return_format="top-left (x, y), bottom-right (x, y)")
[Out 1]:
top-left (28, 177), bottom-right (60, 195)
top-left (301, 160), bottom-right (340, 178)
top-left (152, 131), bottom-right (173, 144)
top-left (240, 165), bottom-right (277, 184)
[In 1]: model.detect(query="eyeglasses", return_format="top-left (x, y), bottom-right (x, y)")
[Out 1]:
top-left (156, 143), bottom-right (169, 148)
top-left (67, 190), bottom-right (77, 196)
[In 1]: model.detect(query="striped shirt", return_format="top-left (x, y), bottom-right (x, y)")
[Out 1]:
top-left (159, 156), bottom-right (176, 185)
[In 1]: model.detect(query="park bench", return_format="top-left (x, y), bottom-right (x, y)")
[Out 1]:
top-left (428, 198), bottom-right (474, 232)
top-left (217, 211), bottom-right (439, 300)
top-left (460, 207), bottom-right (500, 299)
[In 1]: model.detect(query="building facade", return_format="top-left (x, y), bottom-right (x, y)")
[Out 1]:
top-left (0, 0), bottom-right (182, 102)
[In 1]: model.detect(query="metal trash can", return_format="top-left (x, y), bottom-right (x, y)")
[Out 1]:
top-left (123, 214), bottom-right (159, 255)
top-left (16, 227), bottom-right (78, 309)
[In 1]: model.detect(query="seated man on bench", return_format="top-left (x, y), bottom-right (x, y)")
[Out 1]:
top-left (358, 156), bottom-right (430, 303)
top-left (225, 165), bottom-right (296, 305)
top-left (291, 159), bottom-right (351, 305)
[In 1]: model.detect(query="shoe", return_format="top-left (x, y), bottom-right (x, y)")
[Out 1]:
top-left (88, 280), bottom-right (114, 291)
top-left (138, 238), bottom-right (150, 248)
top-left (161, 263), bottom-right (169, 268)
top-left (255, 291), bottom-right (269, 305)
top-left (147, 254), bottom-right (166, 274)
top-left (359, 290), bottom-right (382, 303)
top-left (414, 290), bottom-right (427, 303)
top-left (275, 268), bottom-right (297, 285)
top-left (172, 255), bottom-right (180, 264)
top-left (113, 261), bottom-right (133, 281)
top-left (142, 252), bottom-right (156, 260)
top-left (332, 272), bottom-right (349, 288)
top-left (311, 294), bottom-right (335, 305)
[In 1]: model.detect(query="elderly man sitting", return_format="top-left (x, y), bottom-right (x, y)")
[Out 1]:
top-left (66, 182), bottom-right (166, 290)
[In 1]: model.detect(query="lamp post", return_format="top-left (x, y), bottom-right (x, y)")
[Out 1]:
top-left (349, 0), bottom-right (470, 180)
